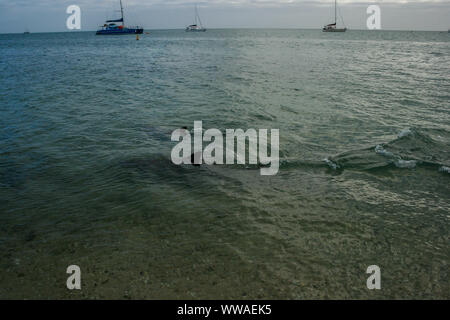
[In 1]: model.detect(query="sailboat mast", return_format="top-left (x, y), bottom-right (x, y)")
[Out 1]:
top-left (120, 0), bottom-right (125, 27)
top-left (335, 0), bottom-right (337, 25)
top-left (195, 4), bottom-right (198, 26)
top-left (197, 5), bottom-right (204, 28)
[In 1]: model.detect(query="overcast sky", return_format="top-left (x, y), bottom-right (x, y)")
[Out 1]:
top-left (0, 0), bottom-right (449, 33)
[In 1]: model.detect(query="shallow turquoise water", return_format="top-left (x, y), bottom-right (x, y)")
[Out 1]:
top-left (0, 29), bottom-right (449, 299)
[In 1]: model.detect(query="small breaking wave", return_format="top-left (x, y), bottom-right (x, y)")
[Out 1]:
top-left (398, 128), bottom-right (413, 138)
top-left (323, 158), bottom-right (340, 170)
top-left (321, 127), bottom-right (450, 173)
top-left (375, 145), bottom-right (394, 157)
top-left (394, 159), bottom-right (417, 169)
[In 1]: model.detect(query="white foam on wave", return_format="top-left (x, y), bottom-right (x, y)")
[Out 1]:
top-left (394, 159), bottom-right (417, 169)
top-left (323, 158), bottom-right (340, 170)
top-left (439, 166), bottom-right (450, 174)
top-left (398, 128), bottom-right (413, 138)
top-left (375, 145), bottom-right (394, 157)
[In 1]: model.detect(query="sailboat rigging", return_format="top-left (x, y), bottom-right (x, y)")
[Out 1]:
top-left (186, 5), bottom-right (206, 32)
top-left (323, 0), bottom-right (347, 32)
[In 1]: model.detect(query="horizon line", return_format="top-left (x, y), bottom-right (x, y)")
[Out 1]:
top-left (2, 27), bottom-right (449, 35)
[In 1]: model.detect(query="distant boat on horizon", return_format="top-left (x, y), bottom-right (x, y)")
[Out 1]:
top-left (186, 4), bottom-right (206, 32)
top-left (323, 0), bottom-right (347, 32)
top-left (24, 28), bottom-right (30, 34)
top-left (96, 0), bottom-right (143, 35)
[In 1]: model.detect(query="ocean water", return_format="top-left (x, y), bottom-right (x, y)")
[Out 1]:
top-left (0, 29), bottom-right (449, 299)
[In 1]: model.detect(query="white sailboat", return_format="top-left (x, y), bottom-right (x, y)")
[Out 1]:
top-left (186, 5), bottom-right (206, 32)
top-left (323, 0), bottom-right (347, 32)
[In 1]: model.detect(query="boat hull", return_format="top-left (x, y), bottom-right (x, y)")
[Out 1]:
top-left (323, 28), bottom-right (347, 32)
top-left (96, 28), bottom-right (143, 35)
top-left (185, 28), bottom-right (206, 32)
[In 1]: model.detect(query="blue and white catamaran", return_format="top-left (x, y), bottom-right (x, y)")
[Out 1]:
top-left (96, 0), bottom-right (143, 35)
